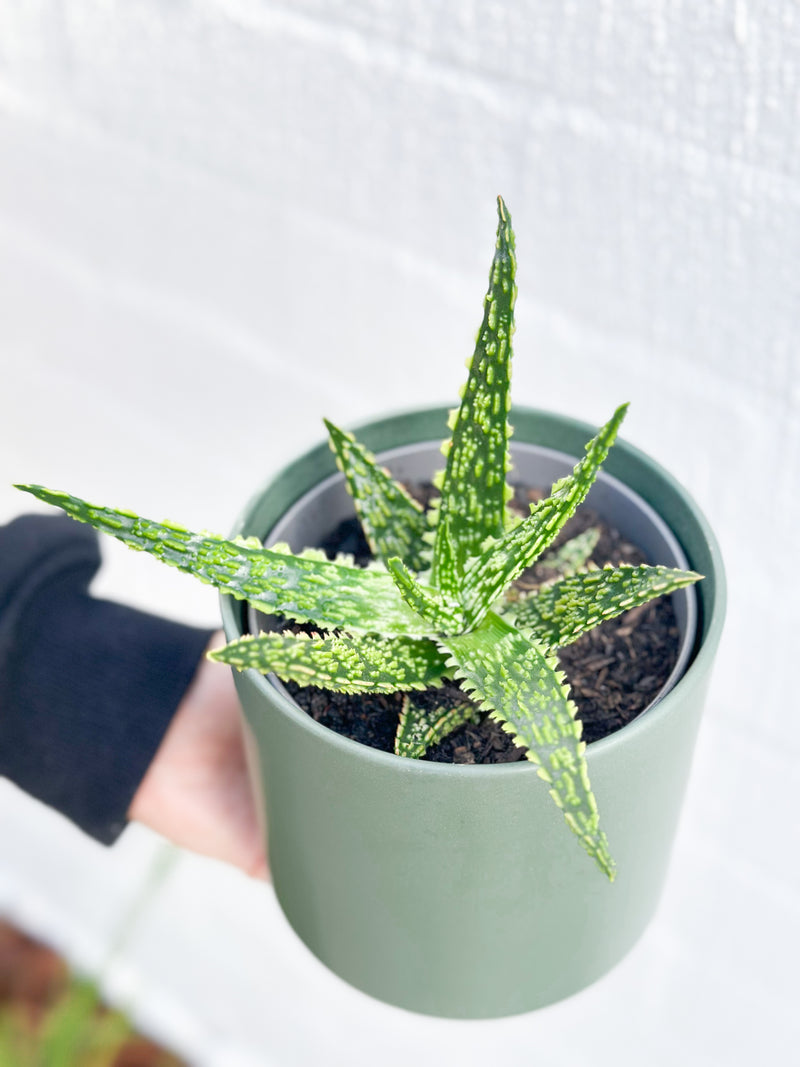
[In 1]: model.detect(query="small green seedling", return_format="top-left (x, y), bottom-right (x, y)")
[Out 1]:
top-left (17, 198), bottom-right (700, 879)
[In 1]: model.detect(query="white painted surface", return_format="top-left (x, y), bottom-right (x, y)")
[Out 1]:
top-left (0, 2), bottom-right (797, 1064)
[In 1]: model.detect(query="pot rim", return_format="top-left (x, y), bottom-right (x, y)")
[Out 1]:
top-left (221, 405), bottom-right (726, 779)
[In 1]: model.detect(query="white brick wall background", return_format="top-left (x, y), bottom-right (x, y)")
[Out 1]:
top-left (0, 1), bottom-right (797, 1063)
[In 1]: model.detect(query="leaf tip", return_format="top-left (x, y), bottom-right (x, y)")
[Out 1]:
top-left (323, 417), bottom-right (343, 441)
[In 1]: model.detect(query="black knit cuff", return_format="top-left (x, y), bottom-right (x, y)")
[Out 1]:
top-left (0, 514), bottom-right (214, 843)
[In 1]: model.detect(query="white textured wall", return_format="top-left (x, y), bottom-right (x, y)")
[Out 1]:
top-left (1, 2), bottom-right (797, 1064)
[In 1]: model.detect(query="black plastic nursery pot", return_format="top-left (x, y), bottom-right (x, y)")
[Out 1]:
top-left (220, 406), bottom-right (726, 1019)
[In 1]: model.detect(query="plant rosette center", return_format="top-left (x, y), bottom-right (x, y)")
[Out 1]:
top-left (255, 475), bottom-right (688, 763)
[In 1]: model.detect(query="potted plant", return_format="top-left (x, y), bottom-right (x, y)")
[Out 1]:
top-left (17, 199), bottom-right (725, 1018)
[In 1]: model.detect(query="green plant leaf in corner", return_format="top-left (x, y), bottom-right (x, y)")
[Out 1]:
top-left (211, 632), bottom-right (448, 693)
top-left (511, 563), bottom-right (702, 649)
top-left (440, 611), bottom-right (615, 880)
top-left (461, 404), bottom-right (628, 627)
top-left (14, 485), bottom-right (433, 638)
top-left (38, 978), bottom-right (131, 1067)
top-left (394, 695), bottom-right (480, 759)
top-left (324, 419), bottom-right (429, 571)
top-left (431, 195), bottom-right (517, 595)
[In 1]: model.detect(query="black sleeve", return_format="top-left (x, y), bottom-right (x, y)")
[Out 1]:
top-left (0, 514), bottom-right (214, 843)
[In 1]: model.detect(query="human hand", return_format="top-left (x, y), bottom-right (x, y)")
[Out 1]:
top-left (128, 632), bottom-right (268, 878)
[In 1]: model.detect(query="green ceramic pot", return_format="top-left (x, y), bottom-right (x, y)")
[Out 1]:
top-left (220, 407), bottom-right (726, 1018)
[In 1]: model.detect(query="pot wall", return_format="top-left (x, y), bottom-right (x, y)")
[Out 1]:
top-left (221, 406), bottom-right (726, 1018)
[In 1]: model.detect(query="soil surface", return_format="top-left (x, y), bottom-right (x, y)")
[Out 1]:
top-left (257, 484), bottom-right (683, 763)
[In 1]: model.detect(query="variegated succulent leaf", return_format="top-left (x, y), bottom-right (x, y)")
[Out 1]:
top-left (461, 404), bottom-right (628, 627)
top-left (502, 527), bottom-right (601, 607)
top-left (15, 485), bottom-right (435, 638)
top-left (431, 196), bottom-right (517, 595)
top-left (386, 555), bottom-right (465, 633)
top-left (394, 695), bottom-right (481, 759)
top-left (511, 563), bottom-right (702, 648)
top-left (210, 632), bottom-right (448, 693)
top-left (439, 611), bottom-right (615, 879)
top-left (324, 419), bottom-right (429, 571)
top-left (537, 526), bottom-right (601, 578)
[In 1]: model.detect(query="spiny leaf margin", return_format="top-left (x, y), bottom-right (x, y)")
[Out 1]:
top-left (431, 195), bottom-right (517, 595)
top-left (15, 485), bottom-right (435, 637)
top-left (439, 611), bottom-right (615, 880)
top-left (460, 404), bottom-right (628, 627)
top-left (210, 631), bottom-right (448, 693)
top-left (386, 555), bottom-right (465, 633)
top-left (510, 563), bottom-right (702, 648)
top-left (536, 526), bottom-right (601, 578)
top-left (324, 419), bottom-right (429, 571)
top-left (394, 695), bottom-right (480, 759)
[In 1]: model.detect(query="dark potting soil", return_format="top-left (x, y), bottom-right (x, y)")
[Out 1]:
top-left (258, 484), bottom-right (683, 763)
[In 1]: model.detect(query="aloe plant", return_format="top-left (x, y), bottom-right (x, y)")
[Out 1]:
top-left (16, 197), bottom-right (701, 880)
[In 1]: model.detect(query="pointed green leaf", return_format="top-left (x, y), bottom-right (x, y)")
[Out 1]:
top-left (461, 404), bottom-right (628, 626)
top-left (211, 632), bottom-right (447, 693)
top-left (537, 526), bottom-right (601, 578)
top-left (394, 695), bottom-right (480, 759)
top-left (440, 612), bottom-right (615, 880)
top-left (512, 564), bottom-right (702, 648)
top-left (15, 485), bottom-right (434, 637)
top-left (324, 419), bottom-right (429, 570)
top-left (432, 196), bottom-right (517, 594)
top-left (386, 556), bottom-right (465, 633)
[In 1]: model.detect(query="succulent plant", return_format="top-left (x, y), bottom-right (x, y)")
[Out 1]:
top-left (17, 198), bottom-right (701, 880)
